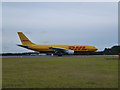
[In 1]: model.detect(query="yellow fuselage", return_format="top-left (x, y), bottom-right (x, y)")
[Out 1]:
top-left (27, 44), bottom-right (97, 52)
top-left (17, 32), bottom-right (98, 54)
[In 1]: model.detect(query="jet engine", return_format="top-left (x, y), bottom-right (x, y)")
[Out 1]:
top-left (65, 49), bottom-right (74, 54)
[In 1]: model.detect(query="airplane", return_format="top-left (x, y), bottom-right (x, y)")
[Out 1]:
top-left (17, 32), bottom-right (98, 56)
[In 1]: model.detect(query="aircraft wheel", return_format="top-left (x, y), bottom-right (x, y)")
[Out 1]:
top-left (51, 53), bottom-right (54, 56)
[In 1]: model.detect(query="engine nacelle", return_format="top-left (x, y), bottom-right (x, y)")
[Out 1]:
top-left (65, 50), bottom-right (74, 54)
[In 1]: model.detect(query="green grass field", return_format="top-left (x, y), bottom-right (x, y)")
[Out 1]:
top-left (2, 56), bottom-right (118, 88)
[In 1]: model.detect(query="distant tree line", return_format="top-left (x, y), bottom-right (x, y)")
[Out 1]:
top-left (89, 45), bottom-right (120, 55)
top-left (1, 45), bottom-right (120, 56)
top-left (103, 46), bottom-right (120, 55)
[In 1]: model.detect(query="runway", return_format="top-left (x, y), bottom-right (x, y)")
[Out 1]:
top-left (1, 55), bottom-right (118, 58)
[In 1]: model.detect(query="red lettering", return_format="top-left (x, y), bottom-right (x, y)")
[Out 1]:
top-left (68, 46), bottom-right (86, 50)
top-left (22, 40), bottom-right (29, 41)
top-left (78, 46), bottom-right (83, 50)
top-left (74, 46), bottom-right (81, 50)
top-left (82, 46), bottom-right (87, 50)
top-left (68, 46), bottom-right (75, 50)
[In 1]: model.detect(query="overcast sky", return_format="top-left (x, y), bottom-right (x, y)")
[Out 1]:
top-left (2, 2), bottom-right (118, 53)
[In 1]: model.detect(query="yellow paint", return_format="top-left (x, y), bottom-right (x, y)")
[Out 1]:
top-left (17, 32), bottom-right (98, 52)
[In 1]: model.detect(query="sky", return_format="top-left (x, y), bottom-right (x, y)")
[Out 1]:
top-left (0, 3), bottom-right (2, 53)
top-left (2, 2), bottom-right (118, 53)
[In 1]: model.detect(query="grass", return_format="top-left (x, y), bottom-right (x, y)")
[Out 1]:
top-left (2, 56), bottom-right (118, 88)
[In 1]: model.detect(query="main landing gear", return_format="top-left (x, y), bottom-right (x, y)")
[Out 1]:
top-left (50, 53), bottom-right (63, 56)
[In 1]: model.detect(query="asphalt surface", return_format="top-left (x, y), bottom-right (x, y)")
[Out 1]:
top-left (1, 55), bottom-right (118, 58)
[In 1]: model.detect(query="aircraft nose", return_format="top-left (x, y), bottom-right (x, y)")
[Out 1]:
top-left (95, 48), bottom-right (98, 51)
top-left (92, 47), bottom-right (98, 51)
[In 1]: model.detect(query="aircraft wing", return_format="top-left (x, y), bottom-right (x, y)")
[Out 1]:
top-left (48, 47), bottom-right (74, 54)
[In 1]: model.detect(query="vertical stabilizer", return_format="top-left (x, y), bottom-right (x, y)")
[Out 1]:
top-left (17, 32), bottom-right (35, 45)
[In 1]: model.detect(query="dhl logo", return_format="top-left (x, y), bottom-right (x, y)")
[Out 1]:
top-left (68, 46), bottom-right (86, 50)
top-left (22, 40), bottom-right (29, 41)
